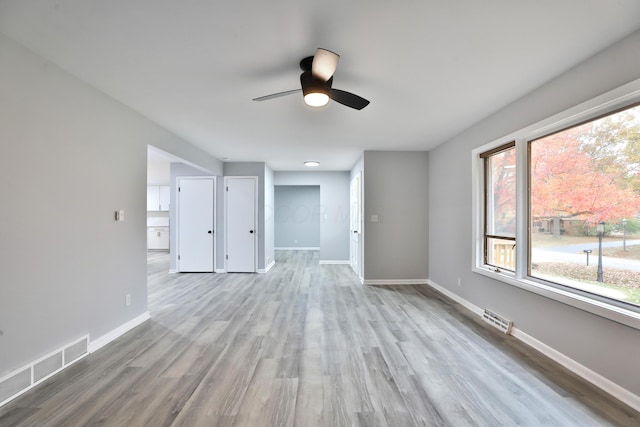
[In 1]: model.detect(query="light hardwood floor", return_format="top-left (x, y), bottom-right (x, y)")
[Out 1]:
top-left (1, 250), bottom-right (639, 426)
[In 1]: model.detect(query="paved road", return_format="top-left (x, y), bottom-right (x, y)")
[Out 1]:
top-left (542, 239), bottom-right (640, 254)
top-left (532, 240), bottom-right (640, 272)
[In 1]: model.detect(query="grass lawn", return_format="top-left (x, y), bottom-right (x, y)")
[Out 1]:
top-left (516, 233), bottom-right (640, 304)
top-left (602, 244), bottom-right (640, 260)
top-left (533, 262), bottom-right (640, 305)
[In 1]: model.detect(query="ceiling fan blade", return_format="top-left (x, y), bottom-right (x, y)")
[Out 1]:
top-left (312, 48), bottom-right (339, 82)
top-left (329, 88), bottom-right (370, 110)
top-left (253, 89), bottom-right (301, 101)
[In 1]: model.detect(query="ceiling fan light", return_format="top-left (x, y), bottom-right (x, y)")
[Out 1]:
top-left (301, 71), bottom-right (330, 107)
top-left (304, 92), bottom-right (329, 107)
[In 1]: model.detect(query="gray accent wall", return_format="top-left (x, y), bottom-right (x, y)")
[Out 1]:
top-left (0, 33), bottom-right (221, 378)
top-left (274, 172), bottom-right (350, 262)
top-left (362, 151), bottom-right (429, 281)
top-left (275, 186), bottom-right (321, 248)
top-left (428, 29), bottom-right (640, 396)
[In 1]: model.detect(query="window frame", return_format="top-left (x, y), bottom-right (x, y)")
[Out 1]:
top-left (472, 78), bottom-right (640, 331)
top-left (481, 142), bottom-right (516, 271)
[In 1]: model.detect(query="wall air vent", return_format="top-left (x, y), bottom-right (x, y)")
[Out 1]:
top-left (482, 309), bottom-right (513, 334)
top-left (0, 335), bottom-right (88, 408)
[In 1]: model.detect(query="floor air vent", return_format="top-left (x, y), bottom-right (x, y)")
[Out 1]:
top-left (482, 309), bottom-right (512, 334)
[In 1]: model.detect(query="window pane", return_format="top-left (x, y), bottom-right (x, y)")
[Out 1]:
top-left (487, 237), bottom-right (516, 270)
top-left (486, 147), bottom-right (516, 237)
top-left (530, 104), bottom-right (640, 307)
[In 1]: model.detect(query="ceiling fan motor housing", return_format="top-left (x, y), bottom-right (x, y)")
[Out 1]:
top-left (300, 71), bottom-right (331, 106)
top-left (300, 71), bottom-right (331, 98)
top-left (299, 56), bottom-right (314, 72)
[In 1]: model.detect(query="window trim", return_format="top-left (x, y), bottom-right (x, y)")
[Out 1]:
top-left (472, 78), bottom-right (640, 331)
top-left (482, 141), bottom-right (516, 270)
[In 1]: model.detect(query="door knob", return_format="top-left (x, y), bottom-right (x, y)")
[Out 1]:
top-left (208, 230), bottom-right (212, 234)
top-left (249, 230), bottom-right (254, 234)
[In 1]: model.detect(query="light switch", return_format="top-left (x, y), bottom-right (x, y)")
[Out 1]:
top-left (371, 215), bottom-right (379, 222)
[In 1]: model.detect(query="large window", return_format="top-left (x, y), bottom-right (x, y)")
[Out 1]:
top-left (529, 104), bottom-right (640, 307)
top-left (475, 95), bottom-right (640, 322)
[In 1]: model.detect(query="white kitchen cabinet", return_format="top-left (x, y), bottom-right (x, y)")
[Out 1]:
top-left (159, 186), bottom-right (170, 211)
top-left (147, 186), bottom-right (170, 211)
top-left (147, 227), bottom-right (169, 250)
top-left (147, 186), bottom-right (158, 210)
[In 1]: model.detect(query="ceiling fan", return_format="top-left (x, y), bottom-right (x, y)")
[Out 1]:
top-left (253, 48), bottom-right (370, 110)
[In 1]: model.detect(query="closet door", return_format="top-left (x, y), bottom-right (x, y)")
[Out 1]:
top-left (177, 178), bottom-right (215, 272)
top-left (225, 177), bottom-right (257, 273)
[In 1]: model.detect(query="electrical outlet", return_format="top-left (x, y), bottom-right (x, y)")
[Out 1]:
top-left (125, 294), bottom-right (131, 306)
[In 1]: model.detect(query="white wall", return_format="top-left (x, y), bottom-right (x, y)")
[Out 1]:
top-left (428, 29), bottom-right (640, 397)
top-left (0, 33), bottom-right (221, 378)
top-left (274, 172), bottom-right (350, 262)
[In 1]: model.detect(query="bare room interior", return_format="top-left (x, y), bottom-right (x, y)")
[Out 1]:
top-left (2, 1), bottom-right (640, 425)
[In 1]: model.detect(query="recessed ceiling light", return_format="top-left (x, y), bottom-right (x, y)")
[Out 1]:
top-left (304, 161), bottom-right (320, 167)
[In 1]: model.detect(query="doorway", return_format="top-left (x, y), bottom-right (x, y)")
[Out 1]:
top-left (350, 172), bottom-right (363, 279)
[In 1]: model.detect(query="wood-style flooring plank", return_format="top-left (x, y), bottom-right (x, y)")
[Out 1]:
top-left (0, 250), bottom-right (638, 426)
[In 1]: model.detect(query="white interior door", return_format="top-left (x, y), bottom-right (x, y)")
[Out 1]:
top-left (178, 177), bottom-right (215, 272)
top-left (226, 177), bottom-right (257, 273)
top-left (350, 173), bottom-right (362, 278)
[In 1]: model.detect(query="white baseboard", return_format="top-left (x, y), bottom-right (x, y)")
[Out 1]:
top-left (319, 260), bottom-right (351, 265)
top-left (275, 247), bottom-right (320, 251)
top-left (168, 269), bottom-right (178, 274)
top-left (258, 260), bottom-right (275, 274)
top-left (510, 327), bottom-right (640, 412)
top-left (88, 311), bottom-right (150, 353)
top-left (425, 279), bottom-right (640, 413)
top-left (215, 268), bottom-right (226, 273)
top-left (426, 279), bottom-right (484, 316)
top-left (364, 278), bottom-right (429, 285)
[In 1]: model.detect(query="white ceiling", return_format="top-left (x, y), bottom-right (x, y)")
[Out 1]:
top-left (2, 1), bottom-right (640, 171)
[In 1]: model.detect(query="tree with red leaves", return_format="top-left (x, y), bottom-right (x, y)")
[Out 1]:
top-left (530, 108), bottom-right (640, 231)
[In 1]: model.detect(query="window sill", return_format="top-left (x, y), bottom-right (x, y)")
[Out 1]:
top-left (472, 265), bottom-right (640, 332)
